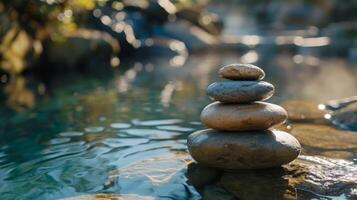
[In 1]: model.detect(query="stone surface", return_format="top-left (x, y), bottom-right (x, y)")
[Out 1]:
top-left (280, 98), bottom-right (357, 131)
top-left (206, 81), bottom-right (274, 103)
top-left (201, 101), bottom-right (287, 131)
top-left (294, 156), bottom-right (357, 199)
top-left (325, 96), bottom-right (357, 110)
top-left (186, 162), bottom-right (221, 188)
top-left (218, 63), bottom-right (265, 80)
top-left (288, 123), bottom-right (357, 150)
top-left (220, 156), bottom-right (357, 200)
top-left (221, 168), bottom-right (297, 200)
top-left (187, 129), bottom-right (301, 169)
top-left (202, 185), bottom-right (236, 200)
top-left (331, 102), bottom-right (357, 131)
top-left (280, 100), bottom-right (330, 123)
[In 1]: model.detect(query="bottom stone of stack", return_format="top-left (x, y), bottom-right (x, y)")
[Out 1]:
top-left (187, 129), bottom-right (301, 170)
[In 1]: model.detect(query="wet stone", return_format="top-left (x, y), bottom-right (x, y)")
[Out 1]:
top-left (325, 96), bottom-right (357, 110)
top-left (221, 168), bottom-right (297, 200)
top-left (220, 156), bottom-right (357, 200)
top-left (201, 101), bottom-right (287, 131)
top-left (280, 100), bottom-right (330, 123)
top-left (202, 185), bottom-right (236, 200)
top-left (219, 63), bottom-right (265, 80)
top-left (288, 123), bottom-right (357, 150)
top-left (206, 81), bottom-right (274, 103)
top-left (186, 162), bottom-right (221, 188)
top-left (186, 156), bottom-right (357, 199)
top-left (187, 129), bottom-right (301, 170)
top-left (331, 102), bottom-right (357, 131)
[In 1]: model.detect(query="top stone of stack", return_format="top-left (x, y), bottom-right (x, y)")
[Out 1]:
top-left (219, 63), bottom-right (265, 80)
top-left (207, 64), bottom-right (273, 104)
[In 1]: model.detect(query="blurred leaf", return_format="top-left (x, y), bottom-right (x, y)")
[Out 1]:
top-left (4, 76), bottom-right (35, 111)
top-left (0, 28), bottom-right (32, 74)
top-left (69, 0), bottom-right (96, 10)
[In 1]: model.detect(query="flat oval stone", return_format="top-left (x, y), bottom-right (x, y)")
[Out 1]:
top-left (201, 102), bottom-right (287, 131)
top-left (187, 129), bottom-right (301, 169)
top-left (207, 81), bottom-right (274, 103)
top-left (219, 64), bottom-right (265, 80)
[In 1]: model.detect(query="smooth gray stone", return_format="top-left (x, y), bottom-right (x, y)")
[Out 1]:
top-left (219, 63), bottom-right (265, 80)
top-left (187, 129), bottom-right (301, 170)
top-left (206, 81), bottom-right (274, 103)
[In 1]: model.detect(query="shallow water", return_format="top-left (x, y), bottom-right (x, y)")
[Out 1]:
top-left (0, 49), bottom-right (356, 199)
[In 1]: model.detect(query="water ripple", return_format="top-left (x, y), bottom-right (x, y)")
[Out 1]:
top-left (59, 131), bottom-right (84, 137)
top-left (120, 129), bottom-right (182, 139)
top-left (132, 119), bottom-right (183, 126)
top-left (84, 126), bottom-right (105, 133)
top-left (157, 125), bottom-right (194, 132)
top-left (110, 122), bottom-right (131, 129)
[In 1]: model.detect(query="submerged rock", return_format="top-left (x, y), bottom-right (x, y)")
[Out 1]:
top-left (294, 156), bottom-right (357, 198)
top-left (206, 81), bottom-right (274, 103)
top-left (186, 156), bottom-right (357, 199)
top-left (201, 101), bottom-right (287, 131)
top-left (187, 129), bottom-right (301, 169)
top-left (202, 185), bottom-right (236, 200)
top-left (186, 162), bottom-right (221, 188)
top-left (288, 124), bottom-right (357, 150)
top-left (218, 63), bottom-right (265, 80)
top-left (280, 100), bottom-right (330, 123)
top-left (221, 168), bottom-right (297, 200)
top-left (279, 99), bottom-right (357, 131)
top-left (325, 96), bottom-right (357, 110)
top-left (331, 102), bottom-right (357, 131)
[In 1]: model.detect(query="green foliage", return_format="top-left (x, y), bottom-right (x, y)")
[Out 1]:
top-left (0, 0), bottom-right (209, 74)
top-left (0, 0), bottom-right (98, 73)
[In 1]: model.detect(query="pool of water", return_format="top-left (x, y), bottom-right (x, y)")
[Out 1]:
top-left (0, 49), bottom-right (356, 199)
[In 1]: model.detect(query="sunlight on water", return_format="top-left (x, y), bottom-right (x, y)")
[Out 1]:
top-left (110, 123), bottom-right (131, 129)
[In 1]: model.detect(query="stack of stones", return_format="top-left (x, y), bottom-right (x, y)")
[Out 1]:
top-left (187, 64), bottom-right (301, 170)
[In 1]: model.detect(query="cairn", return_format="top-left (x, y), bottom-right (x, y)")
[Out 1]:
top-left (187, 64), bottom-right (301, 170)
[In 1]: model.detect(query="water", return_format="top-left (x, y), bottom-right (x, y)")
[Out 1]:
top-left (0, 49), bottom-right (356, 199)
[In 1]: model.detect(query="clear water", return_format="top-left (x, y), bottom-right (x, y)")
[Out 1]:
top-left (0, 50), bottom-right (356, 199)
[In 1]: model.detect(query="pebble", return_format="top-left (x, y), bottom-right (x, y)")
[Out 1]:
top-left (207, 81), bottom-right (274, 103)
top-left (187, 129), bottom-right (301, 169)
top-left (201, 101), bottom-right (287, 131)
top-left (219, 64), bottom-right (265, 80)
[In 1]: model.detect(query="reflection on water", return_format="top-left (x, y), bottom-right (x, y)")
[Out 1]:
top-left (0, 48), bottom-right (356, 199)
